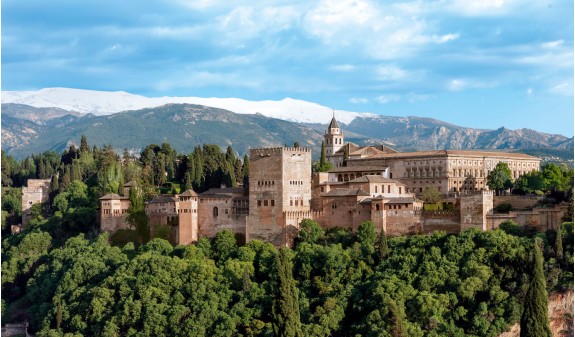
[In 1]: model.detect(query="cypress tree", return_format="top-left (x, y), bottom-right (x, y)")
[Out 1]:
top-left (320, 141), bottom-right (327, 167)
top-left (520, 239), bottom-right (552, 337)
top-left (555, 225), bottom-right (563, 260)
top-left (377, 230), bottom-right (389, 260)
top-left (386, 297), bottom-right (406, 337)
top-left (343, 146), bottom-right (349, 166)
top-left (242, 154), bottom-right (250, 190)
top-left (80, 134), bottom-right (90, 154)
top-left (272, 248), bottom-right (303, 337)
top-left (49, 174), bottom-right (59, 194)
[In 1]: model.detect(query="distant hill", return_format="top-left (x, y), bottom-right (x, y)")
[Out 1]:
top-left (1, 103), bottom-right (573, 164)
top-left (345, 116), bottom-right (573, 151)
top-left (1, 103), bottom-right (325, 158)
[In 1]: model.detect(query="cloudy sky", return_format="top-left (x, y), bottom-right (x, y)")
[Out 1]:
top-left (2, 0), bottom-right (574, 136)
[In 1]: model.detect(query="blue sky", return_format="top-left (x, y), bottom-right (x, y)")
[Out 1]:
top-left (3, 0), bottom-right (574, 136)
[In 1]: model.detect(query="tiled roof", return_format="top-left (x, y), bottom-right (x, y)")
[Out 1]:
top-left (328, 117), bottom-right (340, 129)
top-left (99, 193), bottom-right (129, 200)
top-left (148, 195), bottom-right (178, 203)
top-left (328, 166), bottom-right (387, 173)
top-left (348, 175), bottom-right (404, 185)
top-left (360, 150), bottom-right (539, 160)
top-left (179, 189), bottom-right (199, 197)
top-left (203, 187), bottom-right (244, 194)
top-left (385, 196), bottom-right (423, 204)
top-left (324, 188), bottom-right (370, 197)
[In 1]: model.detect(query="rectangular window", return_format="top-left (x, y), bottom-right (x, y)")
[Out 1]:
top-left (271, 200), bottom-right (275, 206)
top-left (264, 200), bottom-right (268, 206)
top-left (290, 200), bottom-right (293, 206)
top-left (257, 200), bottom-right (262, 207)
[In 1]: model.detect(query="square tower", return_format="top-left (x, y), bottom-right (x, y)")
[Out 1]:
top-left (247, 147), bottom-right (312, 245)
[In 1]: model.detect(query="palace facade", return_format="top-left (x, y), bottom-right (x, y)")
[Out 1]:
top-left (98, 116), bottom-right (559, 247)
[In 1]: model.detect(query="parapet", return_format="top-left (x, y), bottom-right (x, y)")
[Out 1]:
top-left (250, 147), bottom-right (312, 158)
top-left (283, 210), bottom-right (323, 219)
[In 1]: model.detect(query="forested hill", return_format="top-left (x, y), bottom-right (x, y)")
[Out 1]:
top-left (1, 103), bottom-right (325, 158)
top-left (2, 222), bottom-right (573, 336)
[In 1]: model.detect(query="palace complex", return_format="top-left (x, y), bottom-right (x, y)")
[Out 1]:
top-left (96, 116), bottom-right (566, 246)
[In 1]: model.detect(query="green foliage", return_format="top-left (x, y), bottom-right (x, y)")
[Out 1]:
top-left (313, 141), bottom-right (333, 173)
top-left (297, 219), bottom-right (324, 244)
top-left (272, 248), bottom-right (303, 337)
top-left (422, 187), bottom-right (441, 204)
top-left (487, 162), bottom-right (513, 194)
top-left (520, 239), bottom-right (552, 337)
top-left (495, 203), bottom-right (513, 213)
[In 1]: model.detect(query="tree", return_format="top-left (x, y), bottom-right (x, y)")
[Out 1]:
top-left (242, 154), bottom-right (250, 190)
top-left (343, 146), bottom-right (349, 166)
top-left (313, 141), bottom-right (333, 173)
top-left (422, 186), bottom-right (441, 204)
top-left (386, 296), bottom-right (406, 337)
top-left (80, 135), bottom-right (90, 154)
top-left (293, 142), bottom-right (300, 148)
top-left (487, 162), bottom-right (513, 195)
top-left (520, 239), bottom-right (552, 337)
top-left (555, 225), bottom-right (563, 260)
top-left (272, 248), bottom-right (303, 337)
top-left (377, 230), bottom-right (389, 260)
top-left (297, 219), bottom-right (323, 244)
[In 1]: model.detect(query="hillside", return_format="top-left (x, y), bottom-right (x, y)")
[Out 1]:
top-left (1, 103), bottom-right (325, 158)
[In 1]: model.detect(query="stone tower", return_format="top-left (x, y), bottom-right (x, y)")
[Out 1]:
top-left (324, 115), bottom-right (344, 156)
top-left (246, 147), bottom-right (312, 246)
top-left (177, 190), bottom-right (199, 245)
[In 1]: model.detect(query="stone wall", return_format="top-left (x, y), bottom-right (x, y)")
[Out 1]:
top-left (494, 195), bottom-right (543, 210)
top-left (21, 178), bottom-right (51, 226)
top-left (460, 191), bottom-right (494, 231)
top-left (1, 321), bottom-right (30, 337)
top-left (422, 210), bottom-right (461, 234)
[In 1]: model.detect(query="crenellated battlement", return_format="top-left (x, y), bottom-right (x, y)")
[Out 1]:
top-left (250, 147), bottom-right (311, 158)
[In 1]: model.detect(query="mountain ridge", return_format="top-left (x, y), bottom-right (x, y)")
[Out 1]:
top-left (2, 103), bottom-right (572, 163)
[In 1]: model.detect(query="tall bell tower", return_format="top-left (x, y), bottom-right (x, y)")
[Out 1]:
top-left (324, 112), bottom-right (344, 156)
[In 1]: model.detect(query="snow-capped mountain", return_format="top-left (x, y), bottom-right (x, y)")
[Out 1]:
top-left (1, 87), bottom-right (374, 124)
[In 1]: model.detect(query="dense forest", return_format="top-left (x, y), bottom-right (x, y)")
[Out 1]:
top-left (1, 136), bottom-right (573, 336)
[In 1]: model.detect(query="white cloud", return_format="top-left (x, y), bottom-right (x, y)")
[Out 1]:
top-left (376, 94), bottom-right (400, 103)
top-left (302, 0), bottom-right (458, 60)
top-left (449, 0), bottom-right (518, 16)
top-left (527, 87), bottom-right (533, 96)
top-left (330, 64), bottom-right (356, 72)
top-left (541, 40), bottom-right (564, 49)
top-left (376, 65), bottom-right (408, 81)
top-left (447, 78), bottom-right (495, 91)
top-left (549, 82), bottom-right (573, 96)
top-left (349, 97), bottom-right (368, 103)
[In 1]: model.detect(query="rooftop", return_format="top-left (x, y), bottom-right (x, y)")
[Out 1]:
top-left (328, 165), bottom-right (388, 173)
top-left (324, 188), bottom-right (370, 197)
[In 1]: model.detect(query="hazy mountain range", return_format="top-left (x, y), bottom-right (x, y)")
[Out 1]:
top-left (1, 88), bottom-right (573, 161)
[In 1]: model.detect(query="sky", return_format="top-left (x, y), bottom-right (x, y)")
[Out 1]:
top-left (2, 0), bottom-right (574, 136)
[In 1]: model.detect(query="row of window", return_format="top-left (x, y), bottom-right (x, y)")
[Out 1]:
top-left (257, 180), bottom-right (275, 186)
top-left (326, 138), bottom-right (342, 145)
top-left (102, 209), bottom-right (128, 215)
top-left (407, 160), bottom-right (443, 166)
top-left (256, 200), bottom-right (276, 207)
top-left (290, 199), bottom-right (304, 206)
top-left (289, 180), bottom-right (304, 185)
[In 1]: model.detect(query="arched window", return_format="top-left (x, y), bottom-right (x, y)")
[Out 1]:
top-left (213, 207), bottom-right (218, 217)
